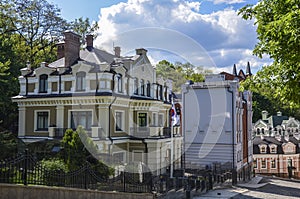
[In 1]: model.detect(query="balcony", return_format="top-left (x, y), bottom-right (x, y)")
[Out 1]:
top-left (130, 127), bottom-right (172, 138)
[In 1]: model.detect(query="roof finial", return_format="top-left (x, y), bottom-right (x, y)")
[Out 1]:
top-left (232, 64), bottom-right (237, 76)
top-left (246, 61), bottom-right (252, 76)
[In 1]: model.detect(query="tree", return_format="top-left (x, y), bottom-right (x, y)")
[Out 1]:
top-left (0, 131), bottom-right (18, 159)
top-left (2, 0), bottom-right (68, 66)
top-left (70, 17), bottom-right (99, 45)
top-left (155, 60), bottom-right (206, 92)
top-left (61, 127), bottom-right (113, 179)
top-left (239, 0), bottom-right (300, 109)
top-left (156, 60), bottom-right (186, 92)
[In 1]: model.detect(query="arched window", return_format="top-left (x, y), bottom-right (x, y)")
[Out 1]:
top-left (39, 74), bottom-right (48, 93)
top-left (262, 128), bottom-right (265, 134)
top-left (140, 79), bottom-right (145, 96)
top-left (146, 81), bottom-right (151, 97)
top-left (76, 72), bottom-right (86, 91)
top-left (133, 78), bottom-right (138, 95)
top-left (257, 128), bottom-right (260, 135)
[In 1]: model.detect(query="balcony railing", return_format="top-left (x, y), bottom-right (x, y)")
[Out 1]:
top-left (130, 127), bottom-right (172, 138)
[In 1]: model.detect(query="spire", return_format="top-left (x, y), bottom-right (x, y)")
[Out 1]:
top-left (246, 61), bottom-right (252, 76)
top-left (232, 64), bottom-right (237, 76)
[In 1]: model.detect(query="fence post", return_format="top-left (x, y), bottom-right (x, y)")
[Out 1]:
top-left (123, 171), bottom-right (126, 192)
top-left (23, 149), bottom-right (28, 185)
top-left (84, 161), bottom-right (88, 189)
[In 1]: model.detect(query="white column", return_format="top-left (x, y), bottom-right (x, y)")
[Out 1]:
top-left (56, 105), bottom-right (64, 128)
top-left (18, 106), bottom-right (26, 137)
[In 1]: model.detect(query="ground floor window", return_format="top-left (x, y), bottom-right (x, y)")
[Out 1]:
top-left (36, 111), bottom-right (49, 131)
top-left (70, 111), bottom-right (92, 130)
top-left (253, 159), bottom-right (257, 168)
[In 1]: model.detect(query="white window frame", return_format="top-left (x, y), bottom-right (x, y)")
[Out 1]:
top-left (152, 112), bottom-right (157, 126)
top-left (34, 110), bottom-right (50, 132)
top-left (112, 151), bottom-right (126, 163)
top-left (137, 112), bottom-right (148, 127)
top-left (76, 71), bottom-right (86, 91)
top-left (158, 113), bottom-right (164, 127)
top-left (115, 110), bottom-right (125, 132)
top-left (132, 150), bottom-right (144, 163)
top-left (68, 109), bottom-right (94, 130)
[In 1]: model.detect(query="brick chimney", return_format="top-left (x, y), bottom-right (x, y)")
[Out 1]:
top-left (86, 35), bottom-right (93, 49)
top-left (56, 42), bottom-right (65, 59)
top-left (114, 46), bottom-right (121, 57)
top-left (64, 31), bottom-right (81, 67)
top-left (262, 110), bottom-right (268, 120)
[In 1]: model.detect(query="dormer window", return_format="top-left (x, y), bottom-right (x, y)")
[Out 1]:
top-left (259, 145), bottom-right (267, 153)
top-left (270, 145), bottom-right (277, 153)
top-left (39, 74), bottom-right (48, 93)
top-left (76, 72), bottom-right (86, 91)
top-left (257, 128), bottom-right (260, 135)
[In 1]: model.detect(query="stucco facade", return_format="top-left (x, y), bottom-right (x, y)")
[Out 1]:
top-left (12, 31), bottom-right (182, 175)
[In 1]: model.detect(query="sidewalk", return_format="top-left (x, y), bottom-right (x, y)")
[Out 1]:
top-left (194, 176), bottom-right (268, 198)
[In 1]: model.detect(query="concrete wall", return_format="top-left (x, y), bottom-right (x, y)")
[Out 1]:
top-left (0, 184), bottom-right (154, 199)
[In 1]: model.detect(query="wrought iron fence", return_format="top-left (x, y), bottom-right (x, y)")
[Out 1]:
top-left (0, 150), bottom-right (232, 195)
top-left (0, 150), bottom-right (153, 193)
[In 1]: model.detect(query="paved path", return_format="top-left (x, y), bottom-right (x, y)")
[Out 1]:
top-left (194, 176), bottom-right (300, 199)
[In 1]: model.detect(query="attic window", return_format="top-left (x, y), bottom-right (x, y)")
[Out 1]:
top-left (76, 72), bottom-right (86, 91)
top-left (270, 146), bottom-right (276, 153)
top-left (39, 74), bottom-right (48, 93)
top-left (260, 146), bottom-right (266, 153)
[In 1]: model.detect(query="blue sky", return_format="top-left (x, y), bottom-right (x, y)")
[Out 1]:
top-left (48, 0), bottom-right (271, 73)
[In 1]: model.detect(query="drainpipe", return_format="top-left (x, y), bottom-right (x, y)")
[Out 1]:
top-left (227, 86), bottom-right (236, 184)
top-left (25, 76), bottom-right (28, 96)
top-left (108, 73), bottom-right (117, 157)
top-left (142, 139), bottom-right (148, 166)
top-left (182, 84), bottom-right (189, 171)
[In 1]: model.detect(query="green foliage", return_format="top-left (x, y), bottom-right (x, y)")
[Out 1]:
top-left (70, 17), bottom-right (99, 45)
top-left (61, 127), bottom-right (113, 178)
top-left (156, 60), bottom-right (206, 92)
top-left (0, 131), bottom-right (18, 159)
top-left (39, 158), bottom-right (69, 173)
top-left (239, 0), bottom-right (300, 109)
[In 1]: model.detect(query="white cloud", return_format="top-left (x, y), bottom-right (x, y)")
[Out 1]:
top-left (210, 0), bottom-right (245, 4)
top-left (95, 0), bottom-right (269, 73)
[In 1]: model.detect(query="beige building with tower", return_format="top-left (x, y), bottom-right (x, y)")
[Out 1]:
top-left (12, 31), bottom-right (182, 175)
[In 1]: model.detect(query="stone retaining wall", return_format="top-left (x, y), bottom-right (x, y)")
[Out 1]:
top-left (0, 183), bottom-right (154, 199)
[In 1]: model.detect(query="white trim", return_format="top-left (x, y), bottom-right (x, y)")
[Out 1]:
top-left (115, 110), bottom-right (125, 132)
top-left (34, 110), bottom-right (50, 133)
top-left (158, 113), bottom-right (164, 127)
top-left (152, 112), bottom-right (157, 126)
top-left (68, 109), bottom-right (94, 130)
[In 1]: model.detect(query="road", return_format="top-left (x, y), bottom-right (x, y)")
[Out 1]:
top-left (232, 177), bottom-right (300, 199)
